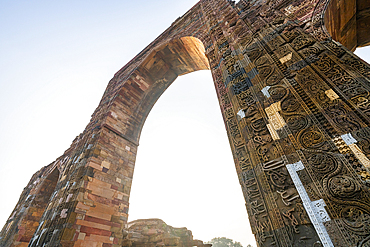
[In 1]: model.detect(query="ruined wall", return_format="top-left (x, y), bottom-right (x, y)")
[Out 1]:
top-left (122, 218), bottom-right (209, 247)
top-left (1, 0), bottom-right (370, 246)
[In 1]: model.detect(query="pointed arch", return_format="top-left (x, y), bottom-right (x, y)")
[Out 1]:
top-left (106, 36), bottom-right (210, 144)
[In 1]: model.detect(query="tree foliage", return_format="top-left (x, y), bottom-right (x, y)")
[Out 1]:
top-left (207, 237), bottom-right (252, 247)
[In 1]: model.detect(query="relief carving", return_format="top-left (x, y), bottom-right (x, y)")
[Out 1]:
top-left (286, 115), bottom-right (310, 133)
top-left (227, 118), bottom-right (244, 147)
top-left (341, 53), bottom-right (370, 77)
top-left (305, 152), bottom-right (339, 175)
top-left (324, 101), bottom-right (363, 133)
top-left (328, 175), bottom-right (360, 199)
top-left (341, 206), bottom-right (370, 232)
top-left (297, 127), bottom-right (325, 149)
top-left (236, 146), bottom-right (252, 171)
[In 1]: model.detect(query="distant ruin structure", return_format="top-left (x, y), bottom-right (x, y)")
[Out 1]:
top-left (122, 219), bottom-right (210, 247)
top-left (1, 0), bottom-right (370, 246)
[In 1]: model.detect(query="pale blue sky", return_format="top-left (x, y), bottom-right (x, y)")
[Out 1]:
top-left (0, 1), bottom-right (369, 247)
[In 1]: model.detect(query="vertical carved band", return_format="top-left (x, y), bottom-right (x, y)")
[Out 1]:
top-left (286, 161), bottom-right (334, 247)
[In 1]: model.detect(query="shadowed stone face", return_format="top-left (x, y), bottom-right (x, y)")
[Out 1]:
top-left (1, 0), bottom-right (370, 246)
top-left (325, 0), bottom-right (370, 51)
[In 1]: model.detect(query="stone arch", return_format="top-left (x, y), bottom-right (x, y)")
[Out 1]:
top-left (106, 36), bottom-right (210, 143)
top-left (0, 165), bottom-right (59, 247)
top-left (16, 36), bottom-right (212, 247)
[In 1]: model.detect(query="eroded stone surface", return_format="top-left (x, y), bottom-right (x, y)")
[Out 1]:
top-left (122, 219), bottom-right (210, 247)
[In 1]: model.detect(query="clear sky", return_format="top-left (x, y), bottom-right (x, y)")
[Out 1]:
top-left (0, 1), bottom-right (369, 247)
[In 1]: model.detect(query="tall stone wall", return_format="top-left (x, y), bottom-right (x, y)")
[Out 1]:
top-left (1, 0), bottom-right (370, 246)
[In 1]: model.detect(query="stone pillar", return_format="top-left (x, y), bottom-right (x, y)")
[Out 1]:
top-left (204, 0), bottom-right (370, 246)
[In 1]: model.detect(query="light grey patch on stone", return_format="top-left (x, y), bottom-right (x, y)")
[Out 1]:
top-left (312, 199), bottom-right (331, 223)
top-left (341, 133), bottom-right (357, 145)
top-left (60, 209), bottom-right (68, 218)
top-left (74, 156), bottom-right (80, 164)
top-left (286, 161), bottom-right (334, 247)
top-left (237, 109), bottom-right (245, 119)
top-left (50, 191), bottom-right (57, 200)
top-left (66, 193), bottom-right (73, 202)
top-left (261, 86), bottom-right (271, 98)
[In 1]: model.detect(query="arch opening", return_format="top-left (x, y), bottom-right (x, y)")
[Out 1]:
top-left (109, 35), bottom-right (253, 245)
top-left (127, 70), bottom-right (254, 246)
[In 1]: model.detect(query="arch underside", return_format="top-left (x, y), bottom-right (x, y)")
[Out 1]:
top-left (106, 36), bottom-right (210, 144)
top-left (324, 0), bottom-right (370, 51)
